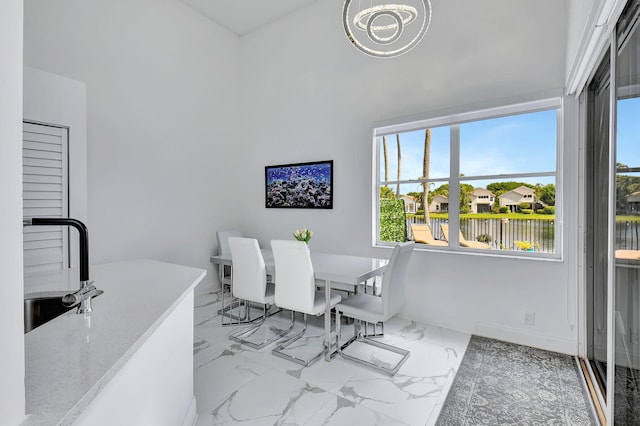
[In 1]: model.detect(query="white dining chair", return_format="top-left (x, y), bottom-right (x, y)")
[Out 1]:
top-left (270, 240), bottom-right (342, 366)
top-left (227, 237), bottom-right (290, 349)
top-left (335, 241), bottom-right (414, 375)
top-left (216, 230), bottom-right (245, 325)
top-left (216, 230), bottom-right (243, 287)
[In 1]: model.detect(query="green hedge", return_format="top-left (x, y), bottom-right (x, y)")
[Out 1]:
top-left (521, 209), bottom-right (534, 214)
top-left (380, 198), bottom-right (406, 242)
top-left (541, 206), bottom-right (556, 215)
top-left (499, 206), bottom-right (510, 213)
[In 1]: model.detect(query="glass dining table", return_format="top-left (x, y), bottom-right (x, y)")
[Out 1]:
top-left (210, 248), bottom-right (388, 361)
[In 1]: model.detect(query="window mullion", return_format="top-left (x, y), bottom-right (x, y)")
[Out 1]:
top-left (450, 125), bottom-right (460, 247)
top-left (374, 135), bottom-right (381, 245)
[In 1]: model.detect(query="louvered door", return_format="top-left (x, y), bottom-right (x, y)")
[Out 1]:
top-left (23, 122), bottom-right (69, 273)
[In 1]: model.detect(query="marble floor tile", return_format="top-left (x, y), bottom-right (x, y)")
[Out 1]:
top-left (305, 395), bottom-right (409, 426)
top-left (290, 356), bottom-right (363, 394)
top-left (198, 371), bottom-right (334, 425)
top-left (194, 291), bottom-right (223, 325)
top-left (336, 371), bottom-right (442, 425)
top-left (194, 345), bottom-right (273, 414)
top-left (193, 291), bottom-right (470, 426)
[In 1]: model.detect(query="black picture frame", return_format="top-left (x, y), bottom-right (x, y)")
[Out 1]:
top-left (265, 160), bottom-right (333, 209)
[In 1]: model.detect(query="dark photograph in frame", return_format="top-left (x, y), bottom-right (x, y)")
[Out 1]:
top-left (265, 160), bottom-right (333, 209)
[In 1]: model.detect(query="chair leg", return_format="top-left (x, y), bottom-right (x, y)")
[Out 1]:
top-left (336, 315), bottom-right (410, 376)
top-left (220, 296), bottom-right (267, 327)
top-left (335, 309), bottom-right (341, 350)
top-left (272, 313), bottom-right (325, 367)
top-left (219, 264), bottom-right (262, 326)
top-left (336, 315), bottom-right (358, 354)
top-left (229, 304), bottom-right (266, 347)
top-left (229, 305), bottom-right (292, 349)
top-left (364, 320), bottom-right (385, 338)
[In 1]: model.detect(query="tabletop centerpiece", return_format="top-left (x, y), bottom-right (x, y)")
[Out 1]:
top-left (293, 228), bottom-right (313, 244)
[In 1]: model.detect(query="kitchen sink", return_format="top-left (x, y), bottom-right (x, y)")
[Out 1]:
top-left (24, 292), bottom-right (75, 334)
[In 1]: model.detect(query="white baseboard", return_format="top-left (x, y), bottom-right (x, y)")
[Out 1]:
top-left (475, 322), bottom-right (578, 355)
top-left (182, 396), bottom-right (198, 426)
top-left (397, 310), bottom-right (579, 356)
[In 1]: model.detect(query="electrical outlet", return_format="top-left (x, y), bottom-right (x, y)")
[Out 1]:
top-left (524, 311), bottom-right (535, 326)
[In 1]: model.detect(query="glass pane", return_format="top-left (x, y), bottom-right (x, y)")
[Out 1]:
top-left (456, 177), bottom-right (556, 253)
top-left (404, 181), bottom-right (449, 246)
top-left (615, 4), bottom-right (640, 421)
top-left (459, 110), bottom-right (557, 176)
top-left (616, 169), bottom-right (640, 250)
top-left (379, 183), bottom-right (418, 243)
top-left (378, 126), bottom-right (450, 183)
top-left (585, 50), bottom-right (611, 400)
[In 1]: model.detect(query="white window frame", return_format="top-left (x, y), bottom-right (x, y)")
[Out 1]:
top-left (372, 97), bottom-right (563, 260)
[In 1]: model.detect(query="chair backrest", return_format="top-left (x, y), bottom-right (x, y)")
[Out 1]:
top-left (271, 240), bottom-right (316, 314)
top-left (217, 230), bottom-right (243, 256)
top-left (440, 223), bottom-right (470, 244)
top-left (228, 237), bottom-right (267, 303)
top-left (217, 230), bottom-right (243, 283)
top-left (381, 241), bottom-right (415, 320)
top-left (411, 224), bottom-right (437, 244)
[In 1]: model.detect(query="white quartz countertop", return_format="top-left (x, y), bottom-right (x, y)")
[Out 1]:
top-left (21, 259), bottom-right (206, 425)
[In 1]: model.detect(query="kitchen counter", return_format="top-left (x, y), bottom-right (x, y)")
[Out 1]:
top-left (22, 259), bottom-right (206, 425)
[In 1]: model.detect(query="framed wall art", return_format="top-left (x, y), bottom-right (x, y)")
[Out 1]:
top-left (265, 160), bottom-right (333, 209)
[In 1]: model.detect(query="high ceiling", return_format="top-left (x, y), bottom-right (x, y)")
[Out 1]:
top-left (180, 0), bottom-right (320, 36)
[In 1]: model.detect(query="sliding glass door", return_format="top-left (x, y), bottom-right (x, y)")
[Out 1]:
top-left (613, 3), bottom-right (640, 423)
top-left (585, 0), bottom-right (640, 423)
top-left (586, 49), bottom-right (611, 405)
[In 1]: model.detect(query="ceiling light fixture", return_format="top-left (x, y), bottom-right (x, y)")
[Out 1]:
top-left (343, 0), bottom-right (432, 58)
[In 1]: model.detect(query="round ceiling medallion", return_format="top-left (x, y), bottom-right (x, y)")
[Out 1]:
top-left (343, 0), bottom-right (432, 58)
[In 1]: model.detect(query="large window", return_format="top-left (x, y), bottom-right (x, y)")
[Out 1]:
top-left (374, 98), bottom-right (561, 257)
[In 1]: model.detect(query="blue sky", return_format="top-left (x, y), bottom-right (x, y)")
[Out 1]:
top-left (380, 100), bottom-right (640, 196)
top-left (618, 97), bottom-right (640, 174)
top-left (379, 109), bottom-right (557, 193)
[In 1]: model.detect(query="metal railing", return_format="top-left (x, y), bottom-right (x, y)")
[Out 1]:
top-left (406, 216), bottom-right (640, 253)
top-left (616, 220), bottom-right (640, 250)
top-left (407, 216), bottom-right (555, 253)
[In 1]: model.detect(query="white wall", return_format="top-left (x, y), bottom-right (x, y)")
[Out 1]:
top-left (0, 0), bottom-right (26, 423)
top-left (24, 0), bottom-right (241, 287)
top-left (237, 0), bottom-right (576, 353)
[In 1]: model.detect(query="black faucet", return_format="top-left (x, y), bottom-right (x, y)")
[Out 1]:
top-left (23, 217), bottom-right (101, 313)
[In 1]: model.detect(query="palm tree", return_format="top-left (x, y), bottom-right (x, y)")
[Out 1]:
top-left (382, 136), bottom-right (389, 187)
top-left (423, 129), bottom-right (431, 222)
